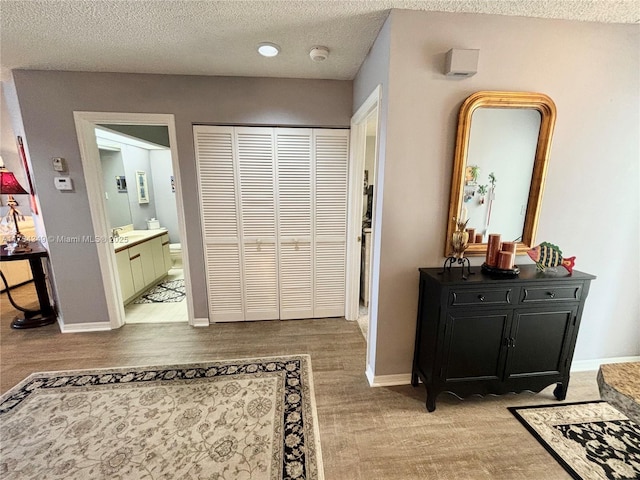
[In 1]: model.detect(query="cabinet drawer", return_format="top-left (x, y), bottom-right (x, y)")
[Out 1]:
top-left (449, 288), bottom-right (514, 307)
top-left (520, 285), bottom-right (582, 304)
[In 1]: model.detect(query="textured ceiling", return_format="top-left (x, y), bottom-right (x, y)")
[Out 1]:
top-left (1, 1), bottom-right (638, 82)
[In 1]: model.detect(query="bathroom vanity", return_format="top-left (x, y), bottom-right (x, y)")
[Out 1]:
top-left (114, 227), bottom-right (172, 303)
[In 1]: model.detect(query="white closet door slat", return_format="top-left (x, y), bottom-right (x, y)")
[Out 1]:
top-left (205, 244), bottom-right (244, 322)
top-left (195, 127), bottom-right (239, 240)
top-left (314, 242), bottom-right (346, 317)
top-left (194, 126), bottom-right (244, 321)
top-left (278, 241), bottom-right (313, 319)
top-left (276, 128), bottom-right (313, 319)
top-left (236, 127), bottom-right (279, 320)
top-left (313, 129), bottom-right (349, 318)
top-left (243, 242), bottom-right (279, 320)
top-left (237, 128), bottom-right (277, 240)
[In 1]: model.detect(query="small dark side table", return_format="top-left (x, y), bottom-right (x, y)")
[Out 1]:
top-left (0, 241), bottom-right (56, 329)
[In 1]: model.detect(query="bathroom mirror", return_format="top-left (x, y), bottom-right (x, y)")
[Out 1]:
top-left (99, 148), bottom-right (134, 229)
top-left (445, 91), bottom-right (556, 256)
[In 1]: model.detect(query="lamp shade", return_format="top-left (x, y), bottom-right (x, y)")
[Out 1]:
top-left (0, 169), bottom-right (29, 195)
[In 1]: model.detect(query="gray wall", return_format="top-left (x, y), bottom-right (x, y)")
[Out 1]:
top-left (99, 149), bottom-right (132, 229)
top-left (150, 149), bottom-right (180, 242)
top-left (354, 9), bottom-right (639, 376)
top-left (11, 71), bottom-right (353, 325)
top-left (121, 144), bottom-right (158, 229)
top-left (352, 14), bottom-right (392, 377)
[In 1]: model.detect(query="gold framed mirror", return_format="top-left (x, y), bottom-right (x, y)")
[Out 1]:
top-left (445, 91), bottom-right (557, 257)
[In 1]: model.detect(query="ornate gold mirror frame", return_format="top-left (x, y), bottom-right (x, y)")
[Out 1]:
top-left (445, 91), bottom-right (557, 257)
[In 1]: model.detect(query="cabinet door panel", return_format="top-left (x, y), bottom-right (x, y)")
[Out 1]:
top-left (150, 237), bottom-right (166, 280)
top-left (506, 307), bottom-right (576, 378)
top-left (443, 311), bottom-right (510, 382)
top-left (115, 249), bottom-right (135, 302)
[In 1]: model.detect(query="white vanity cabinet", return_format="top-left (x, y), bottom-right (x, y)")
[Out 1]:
top-left (150, 236), bottom-right (166, 279)
top-left (161, 234), bottom-right (172, 272)
top-left (115, 249), bottom-right (135, 301)
top-left (129, 241), bottom-right (156, 287)
top-left (115, 230), bottom-right (170, 304)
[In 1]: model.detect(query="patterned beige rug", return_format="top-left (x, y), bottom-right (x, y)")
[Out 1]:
top-left (509, 401), bottom-right (640, 480)
top-left (0, 355), bottom-right (323, 480)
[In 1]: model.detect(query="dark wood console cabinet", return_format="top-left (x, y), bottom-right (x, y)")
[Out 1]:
top-left (412, 266), bottom-right (595, 411)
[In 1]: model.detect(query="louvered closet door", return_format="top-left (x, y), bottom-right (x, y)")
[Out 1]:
top-left (276, 129), bottom-right (313, 319)
top-left (313, 129), bottom-right (349, 317)
top-left (194, 126), bottom-right (244, 322)
top-left (236, 127), bottom-right (280, 321)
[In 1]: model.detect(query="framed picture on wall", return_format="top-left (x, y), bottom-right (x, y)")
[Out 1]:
top-left (116, 176), bottom-right (127, 192)
top-left (136, 170), bottom-right (149, 204)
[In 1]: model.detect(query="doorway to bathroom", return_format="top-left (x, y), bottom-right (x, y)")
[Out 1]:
top-left (74, 112), bottom-right (193, 329)
top-left (95, 125), bottom-right (187, 324)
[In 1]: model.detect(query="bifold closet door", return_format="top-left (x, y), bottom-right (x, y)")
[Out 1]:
top-left (194, 126), bottom-right (244, 322)
top-left (236, 128), bottom-right (279, 321)
top-left (195, 126), bottom-right (348, 322)
top-left (313, 129), bottom-right (348, 318)
top-left (276, 129), bottom-right (313, 319)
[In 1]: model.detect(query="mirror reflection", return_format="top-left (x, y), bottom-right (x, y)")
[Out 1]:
top-left (445, 91), bottom-right (557, 257)
top-left (462, 108), bottom-right (541, 243)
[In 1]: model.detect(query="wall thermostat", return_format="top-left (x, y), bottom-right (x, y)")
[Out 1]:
top-left (54, 176), bottom-right (73, 191)
top-left (53, 157), bottom-right (66, 172)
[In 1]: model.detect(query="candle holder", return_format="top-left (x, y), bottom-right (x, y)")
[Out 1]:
top-left (440, 218), bottom-right (474, 280)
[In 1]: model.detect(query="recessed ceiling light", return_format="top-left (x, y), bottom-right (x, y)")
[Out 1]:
top-left (257, 42), bottom-right (280, 57)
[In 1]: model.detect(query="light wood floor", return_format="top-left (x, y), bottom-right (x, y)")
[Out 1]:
top-left (1, 282), bottom-right (600, 479)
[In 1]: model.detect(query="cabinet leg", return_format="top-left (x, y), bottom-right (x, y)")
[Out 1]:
top-left (424, 384), bottom-right (436, 412)
top-left (411, 370), bottom-right (418, 387)
top-left (553, 382), bottom-right (567, 401)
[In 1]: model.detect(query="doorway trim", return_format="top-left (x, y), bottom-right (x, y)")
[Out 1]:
top-left (346, 86), bottom-right (382, 379)
top-left (346, 86), bottom-right (381, 322)
top-left (73, 111), bottom-right (195, 328)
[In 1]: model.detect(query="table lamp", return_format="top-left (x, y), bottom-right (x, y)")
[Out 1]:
top-left (1, 165), bottom-right (31, 253)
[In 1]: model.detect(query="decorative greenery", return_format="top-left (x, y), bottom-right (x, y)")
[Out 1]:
top-left (488, 172), bottom-right (497, 187)
top-left (470, 165), bottom-right (480, 183)
top-left (477, 185), bottom-right (488, 195)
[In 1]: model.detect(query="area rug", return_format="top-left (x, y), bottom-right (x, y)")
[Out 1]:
top-left (133, 278), bottom-right (185, 303)
top-left (509, 401), bottom-right (640, 480)
top-left (0, 355), bottom-right (324, 480)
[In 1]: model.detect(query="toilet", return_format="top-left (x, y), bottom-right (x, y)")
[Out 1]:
top-left (169, 243), bottom-right (183, 268)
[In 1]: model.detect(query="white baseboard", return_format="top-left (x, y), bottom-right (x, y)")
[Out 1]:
top-left (191, 317), bottom-right (210, 327)
top-left (570, 355), bottom-right (640, 372)
top-left (364, 355), bottom-right (640, 386)
top-left (60, 321), bottom-right (111, 333)
top-left (366, 368), bottom-right (413, 387)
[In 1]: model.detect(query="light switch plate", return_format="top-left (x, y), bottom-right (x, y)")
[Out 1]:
top-left (54, 176), bottom-right (73, 191)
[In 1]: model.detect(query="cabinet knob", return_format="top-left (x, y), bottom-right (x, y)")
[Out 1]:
top-left (478, 295), bottom-right (485, 301)
top-left (547, 291), bottom-right (556, 298)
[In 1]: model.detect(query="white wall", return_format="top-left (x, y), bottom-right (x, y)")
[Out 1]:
top-left (355, 9), bottom-right (639, 377)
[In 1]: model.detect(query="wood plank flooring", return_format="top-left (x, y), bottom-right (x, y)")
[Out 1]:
top-left (1, 282), bottom-right (600, 479)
